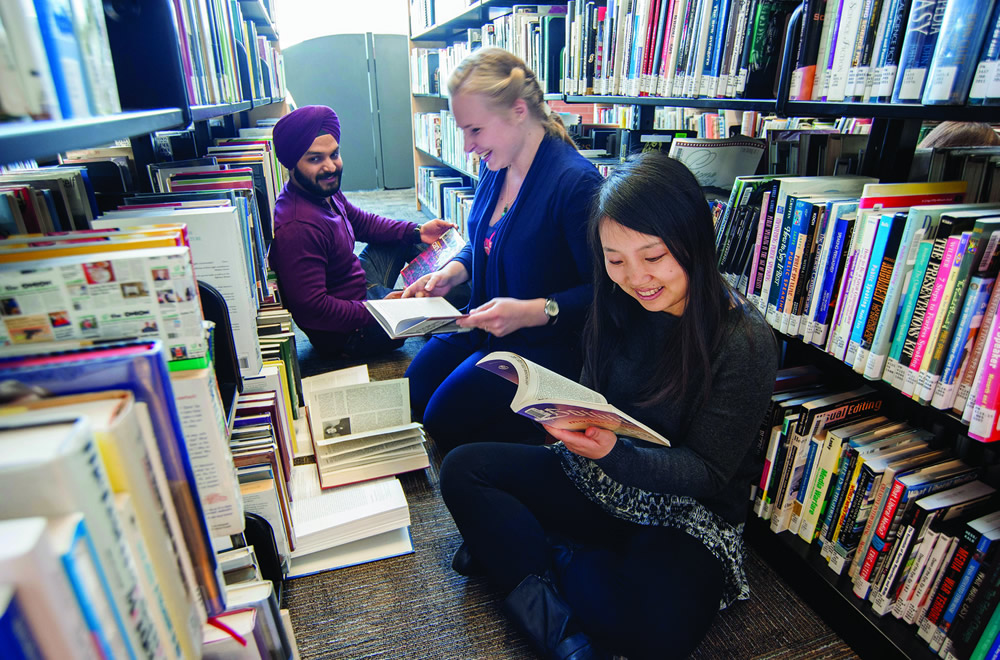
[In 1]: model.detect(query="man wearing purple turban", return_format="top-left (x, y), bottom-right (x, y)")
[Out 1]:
top-left (268, 105), bottom-right (458, 357)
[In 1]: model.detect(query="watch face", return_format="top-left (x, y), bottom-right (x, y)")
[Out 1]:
top-left (545, 299), bottom-right (559, 317)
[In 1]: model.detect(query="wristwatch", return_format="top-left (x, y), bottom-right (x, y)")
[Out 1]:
top-left (543, 297), bottom-right (559, 326)
top-left (412, 224), bottom-right (423, 243)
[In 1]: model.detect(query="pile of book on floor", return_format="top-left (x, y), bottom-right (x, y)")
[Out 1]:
top-left (754, 365), bottom-right (1000, 659)
top-left (715, 177), bottom-right (1000, 434)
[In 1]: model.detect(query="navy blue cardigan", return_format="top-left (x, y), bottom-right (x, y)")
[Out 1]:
top-left (449, 135), bottom-right (603, 356)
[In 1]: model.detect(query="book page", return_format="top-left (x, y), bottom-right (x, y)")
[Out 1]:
top-left (302, 365), bottom-right (369, 400)
top-left (667, 137), bottom-right (767, 189)
top-left (364, 297), bottom-right (465, 335)
top-left (306, 379), bottom-right (410, 445)
top-left (476, 351), bottom-right (607, 405)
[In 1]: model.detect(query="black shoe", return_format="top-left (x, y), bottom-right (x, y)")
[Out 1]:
top-left (451, 541), bottom-right (485, 576)
top-left (503, 573), bottom-right (610, 660)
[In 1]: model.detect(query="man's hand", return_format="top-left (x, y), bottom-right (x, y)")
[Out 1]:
top-left (456, 297), bottom-right (547, 337)
top-left (545, 426), bottom-right (617, 459)
top-left (383, 290), bottom-right (404, 300)
top-left (419, 219), bottom-right (458, 244)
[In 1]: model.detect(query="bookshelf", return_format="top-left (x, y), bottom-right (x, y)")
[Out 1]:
top-left (0, 0), bottom-right (291, 656)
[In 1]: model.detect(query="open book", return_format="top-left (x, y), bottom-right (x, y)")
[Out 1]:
top-left (364, 297), bottom-right (469, 338)
top-left (476, 351), bottom-right (670, 446)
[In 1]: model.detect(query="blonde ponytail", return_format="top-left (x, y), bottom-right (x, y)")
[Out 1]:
top-left (448, 47), bottom-right (576, 149)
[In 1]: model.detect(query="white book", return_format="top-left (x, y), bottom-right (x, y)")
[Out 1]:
top-left (0, 415), bottom-right (161, 658)
top-left (171, 367), bottom-right (245, 536)
top-left (8, 392), bottom-right (206, 657)
top-left (364, 296), bottom-right (470, 339)
top-left (829, 210), bottom-right (882, 361)
top-left (0, 517), bottom-right (99, 659)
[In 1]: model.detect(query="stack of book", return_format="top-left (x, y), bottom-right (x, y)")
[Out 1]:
top-left (754, 367), bottom-right (1000, 658)
top-left (301, 365), bottom-right (431, 490)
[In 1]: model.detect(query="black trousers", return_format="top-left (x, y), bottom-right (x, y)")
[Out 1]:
top-left (440, 442), bottom-right (725, 660)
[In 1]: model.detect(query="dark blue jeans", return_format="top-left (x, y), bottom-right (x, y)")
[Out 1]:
top-left (440, 442), bottom-right (725, 659)
top-left (404, 336), bottom-right (579, 453)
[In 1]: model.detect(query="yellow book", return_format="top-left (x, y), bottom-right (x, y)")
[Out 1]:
top-left (0, 233), bottom-right (184, 262)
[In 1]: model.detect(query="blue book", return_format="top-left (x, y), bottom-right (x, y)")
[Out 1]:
top-left (0, 586), bottom-right (42, 660)
top-left (890, 0), bottom-right (949, 102)
top-left (846, 214), bottom-right (898, 366)
top-left (921, 0), bottom-right (996, 104)
top-left (768, 196), bottom-right (806, 325)
top-left (700, 0), bottom-right (731, 96)
top-left (0, 339), bottom-right (225, 616)
top-left (967, 1), bottom-right (1000, 104)
top-left (811, 202), bottom-right (858, 346)
top-left (32, 0), bottom-right (92, 118)
top-left (48, 514), bottom-right (131, 660)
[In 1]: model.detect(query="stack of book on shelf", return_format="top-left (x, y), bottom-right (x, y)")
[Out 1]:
top-left (550, 0), bottom-right (997, 105)
top-left (713, 176), bottom-right (1000, 434)
top-left (753, 365), bottom-right (1000, 658)
top-left (93, 194), bottom-right (266, 378)
top-left (169, 0), bottom-right (284, 107)
top-left (0, 166), bottom-right (98, 234)
top-left (416, 166), bottom-right (471, 219)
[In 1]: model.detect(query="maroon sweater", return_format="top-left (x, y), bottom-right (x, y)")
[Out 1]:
top-left (268, 182), bottom-right (418, 336)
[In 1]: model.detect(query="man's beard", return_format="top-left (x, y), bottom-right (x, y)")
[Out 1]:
top-left (294, 166), bottom-right (342, 197)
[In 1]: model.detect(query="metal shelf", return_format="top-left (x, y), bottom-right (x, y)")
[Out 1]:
top-left (238, 0), bottom-right (278, 40)
top-left (416, 146), bottom-right (479, 181)
top-left (746, 519), bottom-right (936, 660)
top-left (190, 102), bottom-right (253, 122)
top-left (0, 109), bottom-right (185, 163)
top-left (781, 101), bottom-right (1000, 121)
top-left (565, 95), bottom-right (779, 112)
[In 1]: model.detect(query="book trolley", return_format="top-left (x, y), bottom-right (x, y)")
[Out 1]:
top-left (408, 1), bottom-right (1000, 658)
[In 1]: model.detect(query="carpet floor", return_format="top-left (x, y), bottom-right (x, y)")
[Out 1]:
top-left (280, 189), bottom-right (860, 659)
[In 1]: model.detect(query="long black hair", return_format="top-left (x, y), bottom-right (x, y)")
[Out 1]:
top-left (584, 151), bottom-right (733, 407)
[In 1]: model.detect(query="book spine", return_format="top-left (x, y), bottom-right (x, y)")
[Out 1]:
top-left (904, 234), bottom-right (966, 398)
top-left (921, 0), bottom-right (995, 104)
top-left (896, 235), bottom-right (949, 392)
top-left (967, 2), bottom-right (1000, 104)
top-left (934, 277), bottom-right (995, 410)
top-left (955, 275), bottom-right (1000, 414)
top-left (856, 214), bottom-right (908, 374)
top-left (812, 214), bottom-right (856, 347)
top-left (890, 0), bottom-right (948, 102)
top-left (847, 214), bottom-right (897, 367)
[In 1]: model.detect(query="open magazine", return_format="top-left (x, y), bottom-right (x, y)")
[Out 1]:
top-left (364, 297), bottom-right (469, 339)
top-left (476, 351), bottom-right (670, 446)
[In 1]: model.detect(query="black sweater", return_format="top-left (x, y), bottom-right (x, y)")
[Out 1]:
top-left (575, 302), bottom-right (779, 525)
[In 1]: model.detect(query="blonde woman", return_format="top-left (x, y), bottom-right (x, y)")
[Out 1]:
top-left (403, 47), bottom-right (603, 454)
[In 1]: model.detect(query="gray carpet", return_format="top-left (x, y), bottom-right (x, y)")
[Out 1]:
top-left (281, 189), bottom-right (860, 659)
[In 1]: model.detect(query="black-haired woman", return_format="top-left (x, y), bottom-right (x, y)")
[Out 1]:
top-left (440, 152), bottom-right (779, 660)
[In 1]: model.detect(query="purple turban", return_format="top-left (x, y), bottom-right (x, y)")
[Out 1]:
top-left (273, 105), bottom-right (341, 169)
